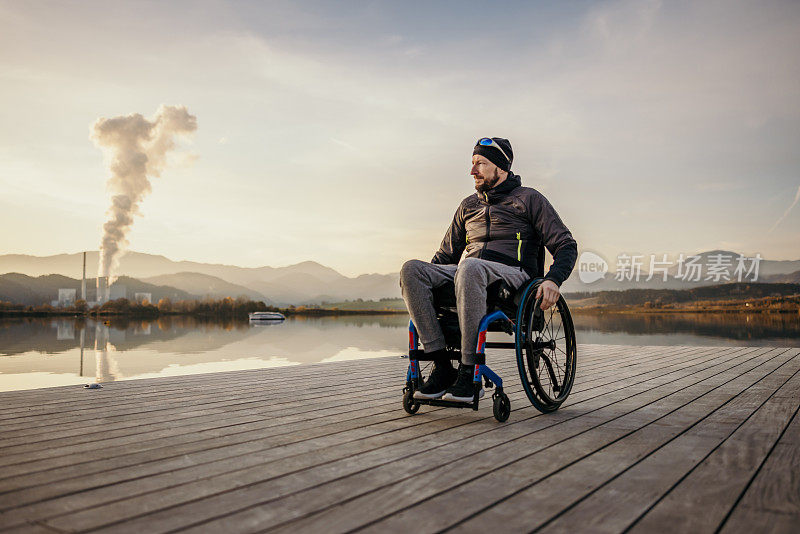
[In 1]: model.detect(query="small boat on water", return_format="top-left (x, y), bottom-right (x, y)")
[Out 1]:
top-left (248, 311), bottom-right (286, 322)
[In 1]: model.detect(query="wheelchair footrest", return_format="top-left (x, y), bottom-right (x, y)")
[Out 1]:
top-left (415, 398), bottom-right (479, 409)
top-left (408, 349), bottom-right (461, 361)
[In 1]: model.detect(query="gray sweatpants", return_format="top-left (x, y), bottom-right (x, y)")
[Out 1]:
top-left (399, 257), bottom-right (530, 365)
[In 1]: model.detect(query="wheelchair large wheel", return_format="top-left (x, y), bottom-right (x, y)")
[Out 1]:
top-left (515, 280), bottom-right (577, 413)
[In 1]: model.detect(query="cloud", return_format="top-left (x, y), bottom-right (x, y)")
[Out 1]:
top-left (2, 0), bottom-right (800, 273)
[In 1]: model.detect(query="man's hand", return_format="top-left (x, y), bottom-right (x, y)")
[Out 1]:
top-left (535, 279), bottom-right (560, 310)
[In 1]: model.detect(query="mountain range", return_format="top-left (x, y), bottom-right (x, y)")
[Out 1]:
top-left (0, 273), bottom-right (192, 306)
top-left (0, 250), bottom-right (798, 306)
top-left (0, 252), bottom-right (400, 306)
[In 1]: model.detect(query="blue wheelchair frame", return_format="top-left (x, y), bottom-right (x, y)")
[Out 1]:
top-left (406, 310), bottom-right (511, 409)
top-left (403, 277), bottom-right (550, 420)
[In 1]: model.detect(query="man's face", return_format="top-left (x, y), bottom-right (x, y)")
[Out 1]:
top-left (471, 154), bottom-right (503, 192)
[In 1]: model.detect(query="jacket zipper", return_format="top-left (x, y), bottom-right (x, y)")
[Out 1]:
top-left (481, 192), bottom-right (490, 258)
top-left (516, 232), bottom-right (522, 262)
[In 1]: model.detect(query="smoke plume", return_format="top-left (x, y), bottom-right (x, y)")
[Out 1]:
top-left (91, 105), bottom-right (197, 292)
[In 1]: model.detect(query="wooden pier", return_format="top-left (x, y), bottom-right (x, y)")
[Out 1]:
top-left (0, 344), bottom-right (798, 533)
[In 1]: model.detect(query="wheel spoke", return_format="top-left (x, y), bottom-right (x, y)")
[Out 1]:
top-left (551, 351), bottom-right (563, 384)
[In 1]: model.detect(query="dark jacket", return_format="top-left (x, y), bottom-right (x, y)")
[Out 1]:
top-left (431, 173), bottom-right (578, 286)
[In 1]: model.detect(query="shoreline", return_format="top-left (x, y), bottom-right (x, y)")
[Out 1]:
top-left (571, 307), bottom-right (800, 315)
top-left (0, 308), bottom-right (409, 318)
top-left (1, 306), bottom-right (798, 318)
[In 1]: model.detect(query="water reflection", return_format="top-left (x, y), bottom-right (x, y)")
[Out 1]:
top-left (94, 322), bottom-right (120, 383)
top-left (0, 312), bottom-right (797, 392)
top-left (572, 312), bottom-right (800, 346)
top-left (0, 315), bottom-right (410, 392)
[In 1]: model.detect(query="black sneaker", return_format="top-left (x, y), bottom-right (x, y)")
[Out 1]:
top-left (413, 359), bottom-right (457, 400)
top-left (442, 364), bottom-right (484, 403)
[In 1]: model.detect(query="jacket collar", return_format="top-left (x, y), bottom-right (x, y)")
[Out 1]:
top-left (477, 172), bottom-right (521, 203)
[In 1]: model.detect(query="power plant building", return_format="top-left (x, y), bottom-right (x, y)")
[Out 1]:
top-left (52, 288), bottom-right (77, 307)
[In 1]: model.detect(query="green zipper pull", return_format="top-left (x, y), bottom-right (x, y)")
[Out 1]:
top-left (516, 232), bottom-right (522, 262)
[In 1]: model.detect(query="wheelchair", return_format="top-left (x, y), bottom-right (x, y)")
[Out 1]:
top-left (402, 273), bottom-right (577, 422)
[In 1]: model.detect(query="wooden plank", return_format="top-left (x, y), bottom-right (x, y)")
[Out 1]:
top-left (0, 345), bottom-right (780, 534)
top-left (0, 345), bottom-right (698, 523)
top-left (0, 342), bottom-right (625, 427)
top-left (0, 345), bottom-right (709, 494)
top-left (0, 357), bottom-right (391, 409)
top-left (53, 347), bottom-right (766, 533)
top-left (0, 344), bottom-right (666, 447)
top-left (515, 350), bottom-right (800, 534)
top-left (0, 344), bottom-right (682, 483)
top-left (0, 342), bottom-right (631, 406)
top-left (252, 348), bottom-right (789, 534)
top-left (0, 343), bottom-right (693, 412)
top-left (223, 348), bottom-right (780, 529)
top-left (621, 361), bottom-right (800, 533)
top-left (0, 522), bottom-right (60, 534)
top-left (718, 411), bottom-right (800, 532)
top-left (0, 342), bottom-right (649, 403)
top-left (0, 358), bottom-right (401, 422)
top-left (0, 376), bottom-right (408, 449)
top-left (0, 346), bottom-right (712, 528)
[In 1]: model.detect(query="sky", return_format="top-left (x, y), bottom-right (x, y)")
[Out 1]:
top-left (1, 0), bottom-right (799, 277)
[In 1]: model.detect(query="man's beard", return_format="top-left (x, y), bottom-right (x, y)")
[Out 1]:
top-left (475, 169), bottom-right (501, 192)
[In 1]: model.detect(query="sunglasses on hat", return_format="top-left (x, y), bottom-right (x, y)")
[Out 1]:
top-left (477, 137), bottom-right (510, 163)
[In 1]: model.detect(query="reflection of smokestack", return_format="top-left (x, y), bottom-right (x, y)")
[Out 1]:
top-left (79, 326), bottom-right (85, 376)
top-left (94, 323), bottom-right (121, 382)
top-left (81, 251), bottom-right (86, 301)
top-left (91, 105), bottom-right (197, 283)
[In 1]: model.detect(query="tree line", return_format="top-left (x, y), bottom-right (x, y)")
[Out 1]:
top-left (0, 297), bottom-right (274, 317)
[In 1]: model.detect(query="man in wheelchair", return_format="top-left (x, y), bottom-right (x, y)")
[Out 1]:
top-left (400, 137), bottom-right (578, 404)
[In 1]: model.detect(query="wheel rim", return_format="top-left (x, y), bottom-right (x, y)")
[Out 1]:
top-left (516, 281), bottom-right (576, 409)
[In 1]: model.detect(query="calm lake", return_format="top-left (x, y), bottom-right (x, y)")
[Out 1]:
top-left (1, 313), bottom-right (798, 392)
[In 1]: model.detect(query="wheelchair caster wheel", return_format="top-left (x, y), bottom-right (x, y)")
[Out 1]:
top-left (493, 393), bottom-right (511, 422)
top-left (403, 389), bottom-right (420, 415)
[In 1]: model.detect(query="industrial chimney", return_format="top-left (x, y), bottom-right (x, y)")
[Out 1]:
top-left (81, 251), bottom-right (86, 301)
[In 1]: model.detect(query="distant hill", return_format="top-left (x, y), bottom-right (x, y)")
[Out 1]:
top-left (0, 251), bottom-right (400, 306)
top-left (559, 251), bottom-right (800, 293)
top-left (0, 252), bottom-right (346, 286)
top-left (1, 249), bottom-right (797, 305)
top-left (760, 270), bottom-right (800, 284)
top-left (141, 272), bottom-right (273, 304)
top-left (663, 249), bottom-right (800, 277)
top-left (565, 282), bottom-right (800, 307)
top-left (0, 273), bottom-right (192, 306)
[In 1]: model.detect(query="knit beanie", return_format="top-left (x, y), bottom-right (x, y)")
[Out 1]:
top-left (473, 137), bottom-right (513, 172)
